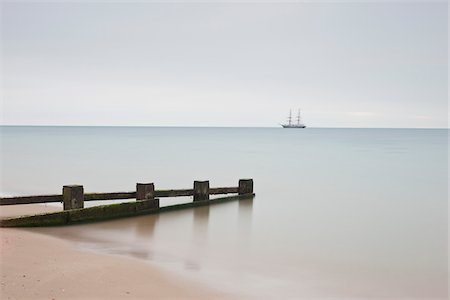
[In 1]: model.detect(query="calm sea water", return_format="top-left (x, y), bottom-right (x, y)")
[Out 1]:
top-left (1, 126), bottom-right (448, 298)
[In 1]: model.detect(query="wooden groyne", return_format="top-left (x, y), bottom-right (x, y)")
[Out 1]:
top-left (0, 179), bottom-right (254, 227)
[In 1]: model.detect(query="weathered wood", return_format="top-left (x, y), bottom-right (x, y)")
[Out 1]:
top-left (0, 185), bottom-right (244, 205)
top-left (0, 195), bottom-right (62, 205)
top-left (193, 181), bottom-right (209, 201)
top-left (0, 194), bottom-right (255, 227)
top-left (154, 189), bottom-right (193, 197)
top-left (151, 188), bottom-right (239, 197)
top-left (63, 185), bottom-right (84, 210)
top-left (238, 179), bottom-right (253, 195)
top-left (84, 192), bottom-right (136, 201)
top-left (136, 183), bottom-right (158, 209)
top-left (210, 187), bottom-right (238, 195)
top-left (136, 183), bottom-right (155, 200)
top-left (159, 193), bottom-right (254, 212)
top-left (0, 188), bottom-right (238, 205)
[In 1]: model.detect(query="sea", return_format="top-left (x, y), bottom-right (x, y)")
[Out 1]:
top-left (0, 126), bottom-right (448, 299)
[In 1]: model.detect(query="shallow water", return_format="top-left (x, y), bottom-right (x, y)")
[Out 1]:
top-left (1, 126), bottom-right (448, 298)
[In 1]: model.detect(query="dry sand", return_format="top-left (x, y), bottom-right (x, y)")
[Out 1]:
top-left (0, 204), bottom-right (61, 218)
top-left (0, 205), bottom-right (236, 300)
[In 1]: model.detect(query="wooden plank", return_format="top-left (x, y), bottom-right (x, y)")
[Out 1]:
top-left (210, 187), bottom-right (238, 194)
top-left (79, 189), bottom-right (234, 200)
top-left (154, 189), bottom-right (193, 197)
top-left (0, 195), bottom-right (62, 205)
top-left (159, 193), bottom-right (254, 213)
top-left (84, 192), bottom-right (136, 201)
top-left (153, 187), bottom-right (237, 197)
top-left (0, 193), bottom-right (255, 227)
top-left (0, 187), bottom-right (238, 205)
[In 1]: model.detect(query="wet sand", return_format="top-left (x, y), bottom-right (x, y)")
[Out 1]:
top-left (0, 205), bottom-right (234, 300)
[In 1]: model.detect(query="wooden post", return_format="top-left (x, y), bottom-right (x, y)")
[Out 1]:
top-left (238, 179), bottom-right (253, 195)
top-left (136, 183), bottom-right (159, 209)
top-left (193, 181), bottom-right (209, 201)
top-left (63, 185), bottom-right (84, 210)
top-left (136, 183), bottom-right (155, 200)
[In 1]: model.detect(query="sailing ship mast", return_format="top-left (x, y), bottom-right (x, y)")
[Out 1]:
top-left (296, 109), bottom-right (301, 126)
top-left (281, 108), bottom-right (306, 128)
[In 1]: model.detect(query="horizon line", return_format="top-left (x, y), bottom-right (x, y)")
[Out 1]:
top-left (0, 124), bottom-right (448, 130)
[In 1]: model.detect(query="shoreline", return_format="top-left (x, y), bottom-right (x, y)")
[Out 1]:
top-left (0, 205), bottom-right (235, 300)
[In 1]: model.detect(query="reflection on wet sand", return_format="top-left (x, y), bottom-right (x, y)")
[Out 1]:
top-left (135, 213), bottom-right (159, 238)
top-left (238, 197), bottom-right (253, 241)
top-left (181, 206), bottom-right (210, 271)
top-left (131, 214), bottom-right (160, 260)
top-left (193, 206), bottom-right (209, 241)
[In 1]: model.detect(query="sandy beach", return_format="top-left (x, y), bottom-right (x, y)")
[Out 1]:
top-left (0, 204), bottom-right (61, 219)
top-left (0, 205), bottom-right (233, 300)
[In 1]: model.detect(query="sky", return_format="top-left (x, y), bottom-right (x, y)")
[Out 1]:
top-left (0, 0), bottom-right (448, 128)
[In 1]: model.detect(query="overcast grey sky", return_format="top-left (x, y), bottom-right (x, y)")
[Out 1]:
top-left (0, 0), bottom-right (447, 128)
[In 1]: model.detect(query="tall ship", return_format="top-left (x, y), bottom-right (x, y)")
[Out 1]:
top-left (281, 109), bottom-right (306, 128)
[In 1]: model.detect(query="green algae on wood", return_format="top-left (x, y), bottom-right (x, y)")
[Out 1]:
top-left (0, 194), bottom-right (254, 227)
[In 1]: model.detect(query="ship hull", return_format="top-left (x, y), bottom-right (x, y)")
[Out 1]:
top-left (281, 125), bottom-right (306, 128)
